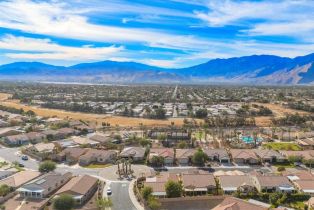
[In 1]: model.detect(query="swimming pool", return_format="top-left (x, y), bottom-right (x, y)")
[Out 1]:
top-left (241, 136), bottom-right (263, 144)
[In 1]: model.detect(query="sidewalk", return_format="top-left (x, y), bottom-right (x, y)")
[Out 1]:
top-left (129, 179), bottom-right (144, 210)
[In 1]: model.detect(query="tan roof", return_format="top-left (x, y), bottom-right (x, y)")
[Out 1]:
top-left (71, 136), bottom-right (99, 145)
top-left (120, 147), bottom-right (146, 158)
top-left (280, 150), bottom-right (314, 160)
top-left (294, 180), bottom-right (314, 191)
top-left (150, 148), bottom-right (174, 158)
top-left (213, 197), bottom-right (268, 210)
top-left (255, 175), bottom-right (292, 187)
top-left (176, 149), bottom-right (195, 159)
top-left (219, 175), bottom-right (254, 189)
top-left (0, 171), bottom-right (41, 188)
top-left (32, 143), bottom-right (55, 152)
top-left (254, 149), bottom-right (284, 159)
top-left (58, 147), bottom-right (87, 158)
top-left (145, 182), bottom-right (166, 193)
top-left (283, 170), bottom-right (314, 181)
top-left (89, 133), bottom-right (110, 143)
top-left (56, 175), bottom-right (98, 195)
top-left (204, 149), bottom-right (229, 159)
top-left (182, 173), bottom-right (216, 189)
top-left (230, 149), bottom-right (258, 160)
top-left (79, 149), bottom-right (116, 161)
top-left (26, 132), bottom-right (45, 139)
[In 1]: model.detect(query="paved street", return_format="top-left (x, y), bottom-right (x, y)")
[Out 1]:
top-left (0, 147), bottom-right (38, 170)
top-left (109, 182), bottom-right (137, 210)
top-left (0, 146), bottom-right (140, 210)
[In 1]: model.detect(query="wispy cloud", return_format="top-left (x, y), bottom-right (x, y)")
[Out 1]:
top-left (0, 35), bottom-right (123, 61)
top-left (0, 0), bottom-right (207, 51)
top-left (0, 0), bottom-right (313, 67)
top-left (196, 0), bottom-right (314, 40)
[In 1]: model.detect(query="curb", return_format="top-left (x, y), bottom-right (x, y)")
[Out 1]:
top-left (129, 179), bottom-right (144, 210)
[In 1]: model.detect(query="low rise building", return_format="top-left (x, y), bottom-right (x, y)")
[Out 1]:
top-left (17, 172), bottom-right (72, 198)
top-left (175, 149), bottom-right (195, 165)
top-left (55, 175), bottom-right (98, 205)
top-left (79, 149), bottom-right (117, 166)
top-left (251, 175), bottom-right (295, 193)
top-left (204, 149), bottom-right (230, 164)
top-left (119, 147), bottom-right (146, 162)
top-left (219, 175), bottom-right (255, 194)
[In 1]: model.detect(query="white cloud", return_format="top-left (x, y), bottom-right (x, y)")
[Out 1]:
top-left (196, 0), bottom-right (314, 39)
top-left (0, 35), bottom-right (123, 61)
top-left (0, 0), bottom-right (210, 51)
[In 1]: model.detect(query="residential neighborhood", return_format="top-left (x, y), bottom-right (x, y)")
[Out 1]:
top-left (0, 84), bottom-right (313, 210)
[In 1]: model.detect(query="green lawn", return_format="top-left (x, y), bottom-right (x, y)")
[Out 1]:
top-left (263, 142), bottom-right (302, 151)
top-left (273, 162), bottom-right (295, 168)
top-left (288, 201), bottom-right (306, 209)
top-left (83, 163), bottom-right (112, 168)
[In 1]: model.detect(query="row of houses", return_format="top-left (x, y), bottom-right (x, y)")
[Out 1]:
top-left (147, 148), bottom-right (314, 166)
top-left (0, 170), bottom-right (99, 208)
top-left (1, 127), bottom-right (79, 146)
top-left (144, 169), bottom-right (314, 198)
top-left (25, 141), bottom-right (146, 166)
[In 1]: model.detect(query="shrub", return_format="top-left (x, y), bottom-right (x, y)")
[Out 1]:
top-left (141, 186), bottom-right (153, 201)
top-left (277, 166), bottom-right (286, 172)
top-left (53, 194), bottom-right (75, 210)
top-left (39, 160), bottom-right (56, 173)
top-left (165, 181), bottom-right (183, 198)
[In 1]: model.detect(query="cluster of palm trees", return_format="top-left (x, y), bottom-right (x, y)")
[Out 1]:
top-left (116, 158), bottom-right (134, 178)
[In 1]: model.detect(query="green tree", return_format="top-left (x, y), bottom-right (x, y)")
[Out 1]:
top-left (0, 185), bottom-right (11, 196)
top-left (192, 149), bottom-right (208, 166)
top-left (177, 141), bottom-right (187, 149)
top-left (277, 166), bottom-right (285, 172)
top-left (39, 160), bottom-right (56, 173)
top-left (53, 194), bottom-right (75, 210)
top-left (269, 192), bottom-right (283, 206)
top-left (141, 186), bottom-right (153, 201)
top-left (165, 180), bottom-right (183, 198)
top-left (150, 156), bottom-right (165, 167)
top-left (96, 198), bottom-right (113, 210)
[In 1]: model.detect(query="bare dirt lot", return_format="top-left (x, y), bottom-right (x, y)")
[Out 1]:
top-left (0, 93), bottom-right (199, 127)
top-left (252, 102), bottom-right (309, 127)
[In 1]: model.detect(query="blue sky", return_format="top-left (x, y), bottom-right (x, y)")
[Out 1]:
top-left (0, 0), bottom-right (314, 67)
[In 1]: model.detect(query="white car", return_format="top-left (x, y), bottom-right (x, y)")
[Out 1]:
top-left (107, 187), bottom-right (112, 196)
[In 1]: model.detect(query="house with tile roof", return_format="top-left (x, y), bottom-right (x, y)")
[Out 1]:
top-left (17, 172), bottom-right (72, 198)
top-left (230, 149), bottom-right (259, 165)
top-left (175, 149), bottom-right (196, 165)
top-left (0, 171), bottom-right (41, 189)
top-left (218, 175), bottom-right (255, 194)
top-left (204, 149), bottom-right (230, 163)
top-left (149, 148), bottom-right (175, 165)
top-left (212, 197), bottom-right (268, 210)
top-left (55, 175), bottom-right (98, 205)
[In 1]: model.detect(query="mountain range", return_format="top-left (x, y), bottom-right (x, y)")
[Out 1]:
top-left (1, 53), bottom-right (314, 85)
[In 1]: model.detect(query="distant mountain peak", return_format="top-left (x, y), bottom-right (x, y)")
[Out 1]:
top-left (0, 53), bottom-right (314, 85)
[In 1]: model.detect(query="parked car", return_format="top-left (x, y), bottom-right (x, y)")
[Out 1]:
top-left (18, 163), bottom-right (25, 167)
top-left (21, 155), bottom-right (28, 161)
top-left (107, 187), bottom-right (112, 196)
